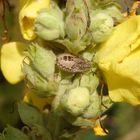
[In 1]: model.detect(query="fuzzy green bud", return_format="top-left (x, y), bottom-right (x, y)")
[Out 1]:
top-left (35, 1), bottom-right (65, 40)
top-left (56, 0), bottom-right (94, 54)
top-left (80, 73), bottom-right (99, 93)
top-left (90, 13), bottom-right (114, 43)
top-left (23, 43), bottom-right (58, 97)
top-left (104, 6), bottom-right (124, 23)
top-left (83, 91), bottom-right (112, 118)
top-left (26, 43), bottom-right (56, 79)
top-left (23, 63), bottom-right (58, 97)
top-left (65, 0), bottom-right (88, 41)
top-left (52, 79), bottom-right (72, 111)
top-left (61, 87), bottom-right (90, 116)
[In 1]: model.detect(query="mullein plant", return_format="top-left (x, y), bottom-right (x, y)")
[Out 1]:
top-left (1, 0), bottom-right (140, 140)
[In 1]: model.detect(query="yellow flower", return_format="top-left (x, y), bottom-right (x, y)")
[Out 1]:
top-left (19, 0), bottom-right (50, 40)
top-left (95, 15), bottom-right (140, 105)
top-left (1, 42), bottom-right (27, 84)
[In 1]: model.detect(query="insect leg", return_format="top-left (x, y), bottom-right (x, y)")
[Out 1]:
top-left (97, 82), bottom-right (109, 134)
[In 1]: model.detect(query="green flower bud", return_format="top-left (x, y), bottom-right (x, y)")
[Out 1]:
top-left (23, 43), bottom-right (58, 97)
top-left (25, 43), bottom-right (56, 79)
top-left (56, 0), bottom-right (95, 54)
top-left (52, 79), bottom-right (72, 111)
top-left (65, 14), bottom-right (87, 41)
top-left (23, 63), bottom-right (58, 97)
top-left (103, 6), bottom-right (124, 23)
top-left (65, 0), bottom-right (88, 41)
top-left (90, 13), bottom-right (114, 43)
top-left (81, 49), bottom-right (95, 61)
top-left (83, 91), bottom-right (113, 118)
top-left (35, 1), bottom-right (65, 40)
top-left (80, 73), bottom-right (99, 93)
top-left (61, 87), bottom-right (90, 116)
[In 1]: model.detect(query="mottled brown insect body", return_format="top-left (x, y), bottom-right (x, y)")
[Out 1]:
top-left (56, 53), bottom-right (91, 73)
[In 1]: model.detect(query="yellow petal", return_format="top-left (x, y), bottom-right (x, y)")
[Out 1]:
top-left (19, 0), bottom-right (50, 40)
top-left (96, 15), bottom-right (140, 105)
top-left (93, 124), bottom-right (108, 136)
top-left (1, 42), bottom-right (27, 84)
top-left (23, 92), bottom-right (54, 111)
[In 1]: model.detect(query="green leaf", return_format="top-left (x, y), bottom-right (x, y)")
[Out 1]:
top-left (59, 128), bottom-right (79, 140)
top-left (18, 102), bottom-right (44, 127)
top-left (32, 124), bottom-right (52, 140)
top-left (0, 82), bottom-right (23, 127)
top-left (63, 113), bottom-right (94, 127)
top-left (0, 125), bottom-right (29, 140)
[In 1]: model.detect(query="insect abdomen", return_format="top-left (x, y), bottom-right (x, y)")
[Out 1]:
top-left (56, 53), bottom-right (91, 73)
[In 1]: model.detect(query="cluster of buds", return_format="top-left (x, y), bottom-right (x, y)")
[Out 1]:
top-left (1, 0), bottom-right (140, 139)
top-left (21, 0), bottom-right (123, 137)
top-left (35, 0), bottom-right (123, 54)
top-left (23, 43), bottom-right (112, 136)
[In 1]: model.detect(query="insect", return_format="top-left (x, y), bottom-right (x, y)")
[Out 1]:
top-left (56, 53), bottom-right (91, 73)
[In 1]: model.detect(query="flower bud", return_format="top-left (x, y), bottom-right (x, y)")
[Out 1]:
top-left (80, 73), bottom-right (99, 93)
top-left (23, 62), bottom-right (58, 97)
top-left (65, 0), bottom-right (88, 40)
top-left (90, 13), bottom-right (114, 43)
top-left (25, 43), bottom-right (56, 79)
top-left (104, 6), bottom-right (124, 23)
top-left (61, 87), bottom-right (90, 116)
top-left (52, 80), bottom-right (72, 111)
top-left (35, 1), bottom-right (65, 41)
top-left (83, 91), bottom-right (112, 118)
top-left (23, 43), bottom-right (58, 97)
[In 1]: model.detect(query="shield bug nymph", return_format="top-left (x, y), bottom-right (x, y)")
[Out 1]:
top-left (56, 53), bottom-right (91, 73)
